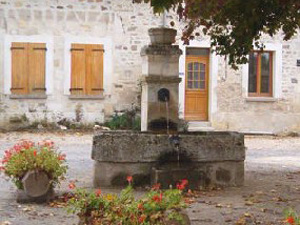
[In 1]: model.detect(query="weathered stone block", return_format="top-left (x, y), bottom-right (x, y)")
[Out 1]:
top-left (17, 170), bottom-right (55, 203)
top-left (92, 131), bottom-right (245, 188)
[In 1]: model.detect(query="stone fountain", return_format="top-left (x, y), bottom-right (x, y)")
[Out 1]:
top-left (92, 28), bottom-right (245, 189)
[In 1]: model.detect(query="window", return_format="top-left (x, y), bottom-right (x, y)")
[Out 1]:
top-left (11, 42), bottom-right (46, 95)
top-left (248, 51), bottom-right (273, 97)
top-left (70, 44), bottom-right (104, 96)
top-left (186, 62), bottom-right (206, 90)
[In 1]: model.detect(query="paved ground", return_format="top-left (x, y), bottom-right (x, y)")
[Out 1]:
top-left (0, 132), bottom-right (299, 225)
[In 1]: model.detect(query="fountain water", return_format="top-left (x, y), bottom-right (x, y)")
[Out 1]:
top-left (91, 27), bottom-right (245, 189)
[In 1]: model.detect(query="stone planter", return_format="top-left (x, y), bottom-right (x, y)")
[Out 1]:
top-left (17, 170), bottom-right (54, 203)
top-left (148, 27), bottom-right (177, 45)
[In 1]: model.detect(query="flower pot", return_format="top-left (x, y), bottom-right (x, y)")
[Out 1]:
top-left (148, 27), bottom-right (177, 45)
top-left (17, 170), bottom-right (54, 203)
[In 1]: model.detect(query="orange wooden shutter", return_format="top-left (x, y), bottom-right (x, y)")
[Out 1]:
top-left (11, 42), bottom-right (28, 95)
top-left (86, 44), bottom-right (104, 95)
top-left (28, 43), bottom-right (46, 94)
top-left (70, 44), bottom-right (86, 95)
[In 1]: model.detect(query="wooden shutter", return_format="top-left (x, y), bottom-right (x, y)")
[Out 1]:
top-left (28, 43), bottom-right (46, 94)
top-left (86, 44), bottom-right (104, 95)
top-left (11, 42), bottom-right (28, 94)
top-left (70, 44), bottom-right (86, 95)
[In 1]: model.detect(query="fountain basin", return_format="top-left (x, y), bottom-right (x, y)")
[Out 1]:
top-left (92, 131), bottom-right (245, 188)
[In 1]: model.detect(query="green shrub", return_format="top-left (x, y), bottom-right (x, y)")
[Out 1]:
top-left (67, 178), bottom-right (188, 225)
top-left (105, 109), bottom-right (141, 131)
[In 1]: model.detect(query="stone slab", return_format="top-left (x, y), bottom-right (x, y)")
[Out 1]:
top-left (92, 131), bottom-right (245, 163)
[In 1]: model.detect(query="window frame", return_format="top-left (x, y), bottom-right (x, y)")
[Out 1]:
top-left (4, 35), bottom-right (54, 98)
top-left (64, 36), bottom-right (112, 99)
top-left (69, 43), bottom-right (104, 97)
top-left (242, 43), bottom-right (282, 100)
top-left (248, 51), bottom-right (273, 97)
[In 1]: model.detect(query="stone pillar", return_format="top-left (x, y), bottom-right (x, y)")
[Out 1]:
top-left (140, 28), bottom-right (182, 132)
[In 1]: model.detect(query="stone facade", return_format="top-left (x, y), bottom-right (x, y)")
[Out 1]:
top-left (0, 0), bottom-right (299, 133)
top-left (0, 0), bottom-right (162, 130)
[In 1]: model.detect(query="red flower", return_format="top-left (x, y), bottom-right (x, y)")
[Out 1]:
top-left (21, 140), bottom-right (34, 149)
top-left (68, 182), bottom-right (76, 189)
top-left (58, 154), bottom-right (66, 161)
top-left (138, 203), bottom-right (144, 211)
top-left (0, 166), bottom-right (5, 171)
top-left (286, 216), bottom-right (295, 224)
top-left (95, 189), bottom-right (101, 197)
top-left (152, 183), bottom-right (161, 191)
top-left (127, 176), bottom-right (133, 184)
top-left (152, 193), bottom-right (162, 203)
top-left (176, 179), bottom-right (188, 190)
top-left (33, 150), bottom-right (37, 156)
top-left (181, 179), bottom-right (188, 186)
top-left (13, 144), bottom-right (22, 153)
top-left (176, 183), bottom-right (185, 190)
top-left (44, 140), bottom-right (54, 148)
top-left (139, 214), bottom-right (146, 223)
top-left (38, 140), bottom-right (54, 148)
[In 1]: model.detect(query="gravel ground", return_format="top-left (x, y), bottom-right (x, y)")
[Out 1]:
top-left (0, 132), bottom-right (299, 225)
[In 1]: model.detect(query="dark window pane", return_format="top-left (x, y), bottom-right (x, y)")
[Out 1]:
top-left (188, 72), bottom-right (193, 81)
top-left (194, 72), bottom-right (199, 80)
top-left (188, 62), bottom-right (193, 70)
top-left (248, 52), bottom-right (258, 93)
top-left (188, 81), bottom-right (193, 89)
top-left (200, 63), bottom-right (205, 72)
top-left (260, 53), bottom-right (271, 93)
top-left (194, 81), bottom-right (199, 89)
top-left (200, 72), bottom-right (205, 80)
top-left (194, 62), bottom-right (199, 70)
top-left (200, 81), bottom-right (205, 89)
top-left (186, 48), bottom-right (210, 56)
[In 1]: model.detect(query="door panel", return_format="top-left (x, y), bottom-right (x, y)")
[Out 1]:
top-left (185, 55), bottom-right (209, 121)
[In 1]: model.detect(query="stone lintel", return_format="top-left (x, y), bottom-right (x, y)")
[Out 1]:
top-left (141, 75), bottom-right (182, 84)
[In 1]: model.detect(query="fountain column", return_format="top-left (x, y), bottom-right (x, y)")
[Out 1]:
top-left (140, 28), bottom-right (182, 132)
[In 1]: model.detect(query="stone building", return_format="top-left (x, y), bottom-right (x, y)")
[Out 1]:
top-left (0, 0), bottom-right (299, 134)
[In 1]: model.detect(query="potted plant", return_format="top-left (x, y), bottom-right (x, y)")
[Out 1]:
top-left (0, 140), bottom-right (67, 203)
top-left (67, 177), bottom-right (190, 225)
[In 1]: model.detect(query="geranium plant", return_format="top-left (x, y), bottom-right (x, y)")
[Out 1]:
top-left (0, 140), bottom-right (67, 189)
top-left (67, 177), bottom-right (189, 225)
top-left (284, 209), bottom-right (300, 225)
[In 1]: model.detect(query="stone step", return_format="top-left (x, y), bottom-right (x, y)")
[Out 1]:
top-left (187, 121), bottom-right (215, 132)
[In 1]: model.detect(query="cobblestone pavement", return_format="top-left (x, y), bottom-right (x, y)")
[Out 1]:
top-left (0, 132), bottom-right (299, 225)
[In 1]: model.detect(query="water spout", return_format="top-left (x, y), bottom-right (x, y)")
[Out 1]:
top-left (165, 98), bottom-right (170, 135)
top-left (169, 135), bottom-right (180, 167)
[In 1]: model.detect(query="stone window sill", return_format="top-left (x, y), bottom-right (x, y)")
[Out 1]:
top-left (69, 95), bottom-right (104, 100)
top-left (245, 97), bottom-right (277, 102)
top-left (10, 94), bottom-right (47, 99)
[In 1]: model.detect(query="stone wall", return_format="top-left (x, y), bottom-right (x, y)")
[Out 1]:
top-left (212, 34), bottom-right (300, 134)
top-left (0, 0), bottom-right (162, 129)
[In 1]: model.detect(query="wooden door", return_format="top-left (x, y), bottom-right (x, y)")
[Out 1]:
top-left (185, 55), bottom-right (209, 121)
